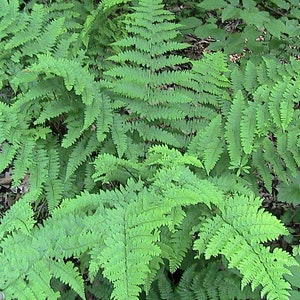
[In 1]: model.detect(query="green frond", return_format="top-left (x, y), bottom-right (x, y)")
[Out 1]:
top-left (208, 174), bottom-right (253, 196)
top-left (276, 133), bottom-right (299, 178)
top-left (111, 115), bottom-right (128, 157)
top-left (0, 142), bottom-right (18, 173)
top-left (103, 0), bottom-right (199, 150)
top-left (172, 261), bottom-right (260, 300)
top-left (244, 59), bottom-right (258, 92)
top-left (50, 261), bottom-right (85, 300)
top-left (175, 264), bottom-right (197, 300)
top-left (29, 146), bottom-right (49, 195)
top-left (61, 117), bottom-right (84, 148)
top-left (0, 199), bottom-right (34, 239)
top-left (146, 145), bottom-right (203, 169)
top-left (92, 197), bottom-right (164, 299)
top-left (12, 138), bottom-right (36, 186)
top-left (27, 261), bottom-right (59, 300)
top-left (92, 152), bottom-right (141, 184)
top-left (4, 4), bottom-right (45, 50)
top-left (254, 96), bottom-right (271, 136)
top-left (279, 80), bottom-right (296, 131)
top-left (160, 208), bottom-right (202, 273)
top-left (131, 121), bottom-right (182, 147)
top-left (230, 67), bottom-right (244, 94)
top-left (269, 80), bottom-right (289, 128)
top-left (263, 56), bottom-right (281, 82)
top-left (96, 97), bottom-right (113, 143)
top-left (44, 145), bottom-right (63, 211)
top-left (25, 17), bottom-right (65, 56)
top-left (157, 272), bottom-right (174, 299)
top-left (240, 102), bottom-right (256, 154)
top-left (34, 98), bottom-right (74, 125)
top-left (225, 90), bottom-right (245, 167)
top-left (65, 133), bottom-right (98, 180)
top-left (252, 148), bottom-right (273, 192)
top-left (191, 52), bottom-right (230, 89)
top-left (287, 129), bottom-right (300, 166)
top-left (0, 0), bottom-right (19, 37)
top-left (263, 138), bottom-right (287, 181)
top-left (194, 194), bottom-right (296, 300)
top-left (17, 54), bottom-right (97, 105)
top-left (188, 115), bottom-right (224, 175)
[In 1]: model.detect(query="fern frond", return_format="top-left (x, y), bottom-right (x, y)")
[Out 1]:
top-left (188, 115), bottom-right (224, 175)
top-left (160, 207), bottom-right (202, 273)
top-left (194, 194), bottom-right (296, 300)
top-left (0, 142), bottom-right (18, 173)
top-left (252, 148), bottom-right (273, 192)
top-left (269, 80), bottom-right (289, 128)
top-left (16, 54), bottom-right (98, 105)
top-left (240, 102), bottom-right (256, 154)
top-left (0, 200), bottom-right (34, 240)
top-left (4, 4), bottom-right (45, 50)
top-left (50, 261), bottom-right (85, 300)
top-left (34, 98), bottom-right (74, 125)
top-left (12, 138), bottom-right (36, 186)
top-left (263, 138), bottom-right (287, 181)
top-left (225, 90), bottom-right (245, 167)
top-left (0, 0), bottom-right (19, 38)
top-left (29, 146), bottom-right (49, 195)
top-left (91, 194), bottom-right (164, 300)
top-left (174, 261), bottom-right (259, 300)
top-left (111, 114), bottom-right (128, 157)
top-left (44, 145), bottom-right (63, 211)
top-left (287, 128), bottom-right (300, 166)
top-left (103, 0), bottom-right (200, 150)
top-left (244, 59), bottom-right (258, 92)
top-left (276, 133), bottom-right (298, 178)
top-left (65, 134), bottom-right (98, 180)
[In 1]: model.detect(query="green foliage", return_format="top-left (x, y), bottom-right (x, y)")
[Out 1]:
top-left (0, 0), bottom-right (299, 300)
top-left (0, 146), bottom-right (296, 300)
top-left (177, 0), bottom-right (300, 60)
top-left (188, 56), bottom-right (300, 193)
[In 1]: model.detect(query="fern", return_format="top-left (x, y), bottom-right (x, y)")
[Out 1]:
top-left (174, 261), bottom-right (260, 300)
top-left (214, 56), bottom-right (300, 190)
top-left (103, 0), bottom-right (199, 156)
top-left (194, 194), bottom-right (296, 300)
top-left (225, 90), bottom-right (245, 169)
top-left (0, 1), bottom-right (299, 300)
top-left (0, 145), bottom-right (296, 300)
top-left (188, 115), bottom-right (225, 175)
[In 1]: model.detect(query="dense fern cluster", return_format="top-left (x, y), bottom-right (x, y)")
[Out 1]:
top-left (0, 146), bottom-right (296, 300)
top-left (188, 56), bottom-right (300, 192)
top-left (0, 0), bottom-right (299, 299)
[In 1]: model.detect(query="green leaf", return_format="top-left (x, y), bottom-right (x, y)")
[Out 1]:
top-left (195, 24), bottom-right (225, 40)
top-left (197, 0), bottom-right (227, 10)
top-left (240, 11), bottom-right (269, 28)
top-left (270, 0), bottom-right (289, 9)
top-left (222, 5), bottom-right (241, 22)
top-left (181, 17), bottom-right (201, 29)
top-left (265, 19), bottom-right (285, 38)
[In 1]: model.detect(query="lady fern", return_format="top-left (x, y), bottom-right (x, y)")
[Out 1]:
top-left (103, 0), bottom-right (198, 157)
top-left (0, 146), bottom-right (297, 300)
top-left (0, 0), bottom-right (299, 299)
top-left (0, 0), bottom-right (114, 210)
